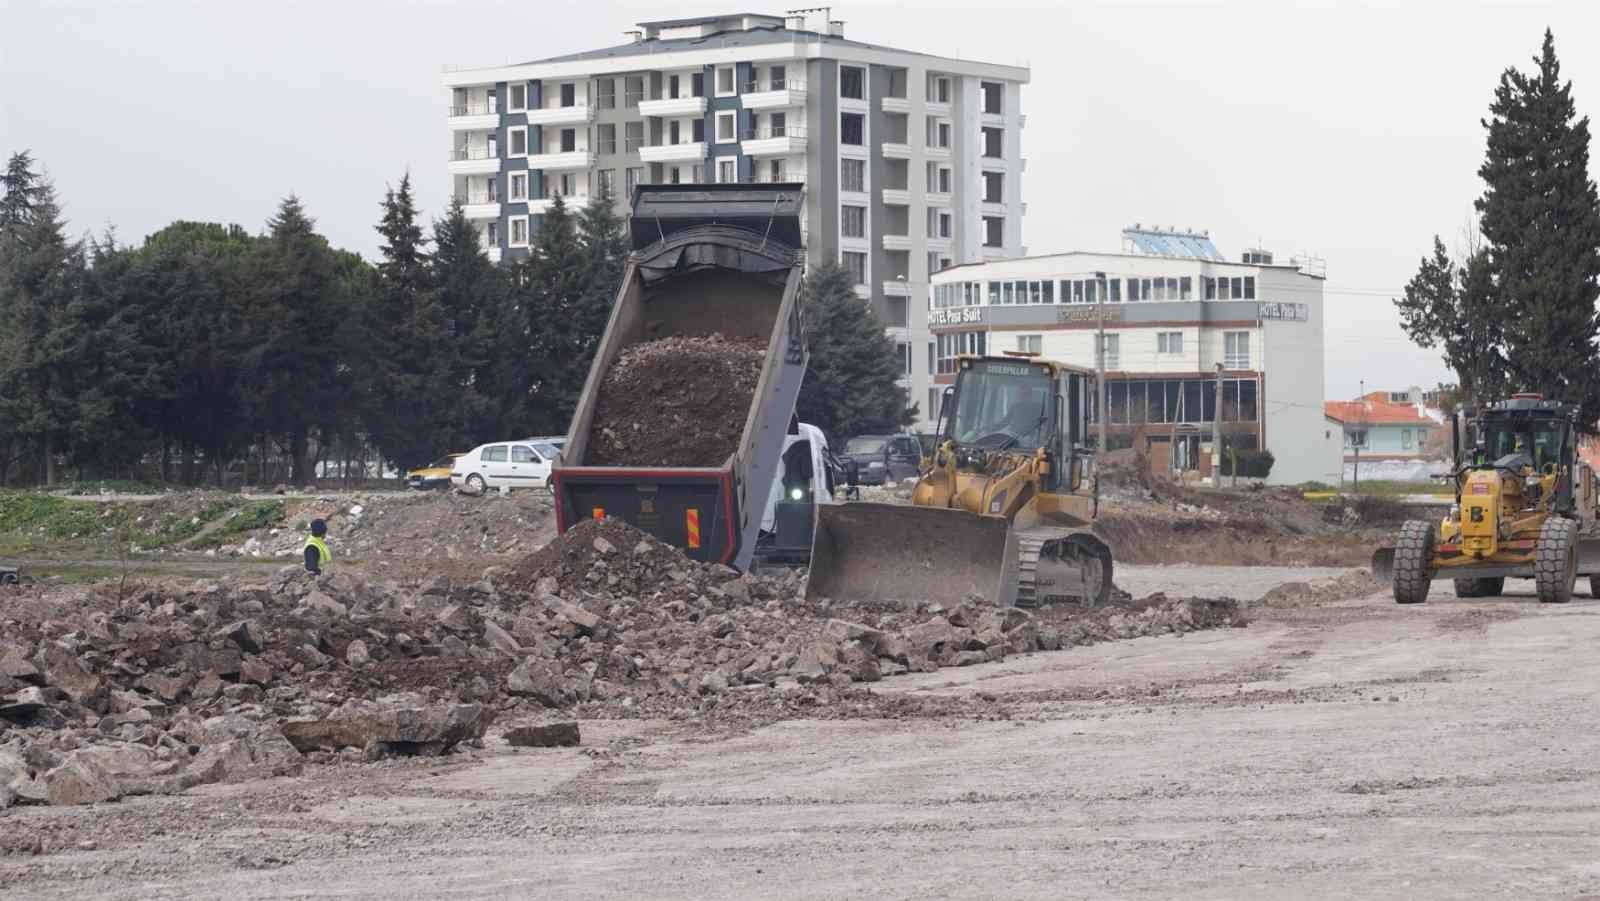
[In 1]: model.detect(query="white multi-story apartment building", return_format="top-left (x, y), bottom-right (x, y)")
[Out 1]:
top-left (927, 227), bottom-right (1343, 485)
top-left (442, 11), bottom-right (1028, 426)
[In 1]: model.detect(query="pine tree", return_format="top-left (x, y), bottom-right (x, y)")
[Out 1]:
top-left (1477, 29), bottom-right (1600, 418)
top-left (431, 197), bottom-right (501, 448)
top-left (795, 261), bottom-right (907, 442)
top-left (0, 176), bottom-right (76, 483)
top-left (1394, 237), bottom-right (1507, 403)
top-left (522, 195), bottom-right (588, 433)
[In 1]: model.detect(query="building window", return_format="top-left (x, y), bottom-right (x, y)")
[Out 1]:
top-left (597, 78), bottom-right (616, 109)
top-left (770, 64), bottom-right (786, 90)
top-left (1244, 276), bottom-right (1256, 299)
top-left (556, 128), bottom-right (574, 153)
top-left (624, 76), bottom-right (644, 108)
top-left (508, 83), bottom-right (528, 112)
top-left (625, 167), bottom-right (643, 195)
top-left (982, 127), bottom-right (1002, 158)
top-left (1157, 331), bottom-right (1182, 354)
top-left (1016, 334), bottom-right (1042, 353)
top-left (692, 119), bottom-right (706, 143)
top-left (841, 112), bottom-right (865, 145)
top-left (843, 251), bottom-right (867, 285)
top-left (509, 216), bottom-right (529, 247)
top-left (840, 66), bottom-right (865, 99)
top-left (597, 123), bottom-right (617, 155)
top-left (1180, 276), bottom-right (1193, 300)
top-left (983, 216), bottom-right (1003, 247)
top-left (841, 158), bottom-right (865, 192)
top-left (715, 66), bottom-right (735, 96)
top-left (983, 172), bottom-right (1003, 203)
top-left (930, 74), bottom-right (951, 103)
top-left (929, 388), bottom-right (939, 420)
top-left (1153, 279), bottom-right (1166, 302)
top-left (560, 83), bottom-right (576, 107)
top-left (1347, 428), bottom-right (1368, 448)
top-left (769, 159), bottom-right (785, 182)
top-left (1101, 334), bottom-right (1120, 369)
top-left (1108, 279), bottom-right (1121, 302)
top-left (1041, 280), bottom-right (1054, 303)
top-left (981, 81), bottom-right (1003, 115)
top-left (897, 342), bottom-right (911, 374)
top-left (624, 121), bottom-right (643, 153)
top-left (718, 159), bottom-right (736, 183)
top-left (598, 169), bottom-right (616, 196)
top-left (1402, 429), bottom-right (1413, 449)
top-left (485, 221), bottom-right (498, 246)
top-left (927, 341), bottom-right (935, 375)
top-left (1224, 331), bottom-right (1250, 369)
top-left (842, 205), bottom-right (866, 238)
top-left (509, 172), bottom-right (528, 202)
top-left (508, 127), bottom-right (527, 157)
top-left (715, 111), bottom-right (736, 143)
top-left (668, 74), bottom-right (681, 98)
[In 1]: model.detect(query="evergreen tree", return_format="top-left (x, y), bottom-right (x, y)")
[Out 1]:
top-left (1394, 237), bottom-right (1507, 403)
top-left (0, 176), bottom-right (76, 483)
top-left (1477, 30), bottom-right (1600, 418)
top-left (246, 195), bottom-right (347, 483)
top-left (431, 197), bottom-right (501, 448)
top-left (795, 261), bottom-right (908, 441)
top-left (522, 195), bottom-right (588, 433)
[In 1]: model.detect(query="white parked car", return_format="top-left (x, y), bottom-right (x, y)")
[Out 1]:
top-left (451, 439), bottom-right (562, 494)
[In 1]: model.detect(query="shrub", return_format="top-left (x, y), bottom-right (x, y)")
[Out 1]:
top-left (1222, 449), bottom-right (1275, 479)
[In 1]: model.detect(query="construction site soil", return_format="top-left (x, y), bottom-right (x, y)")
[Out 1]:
top-left (585, 335), bottom-right (767, 468)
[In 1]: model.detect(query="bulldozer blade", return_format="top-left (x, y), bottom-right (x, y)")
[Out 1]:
top-left (806, 502), bottom-right (1011, 606)
top-left (1370, 547), bottom-right (1396, 583)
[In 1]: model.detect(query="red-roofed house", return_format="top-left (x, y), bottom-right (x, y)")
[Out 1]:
top-left (1324, 389), bottom-right (1441, 462)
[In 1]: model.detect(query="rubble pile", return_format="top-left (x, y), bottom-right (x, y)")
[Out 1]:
top-left (586, 335), bottom-right (766, 467)
top-left (0, 517), bottom-right (1247, 808)
top-left (216, 490), bottom-right (556, 562)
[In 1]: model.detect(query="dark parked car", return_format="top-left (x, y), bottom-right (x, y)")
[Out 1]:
top-left (839, 434), bottom-right (923, 486)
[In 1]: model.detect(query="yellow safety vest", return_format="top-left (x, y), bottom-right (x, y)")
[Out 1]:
top-left (304, 536), bottom-right (331, 567)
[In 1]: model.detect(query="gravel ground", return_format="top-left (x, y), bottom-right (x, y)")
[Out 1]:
top-left (7, 569), bottom-right (1599, 897)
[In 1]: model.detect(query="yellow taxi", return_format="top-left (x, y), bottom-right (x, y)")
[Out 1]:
top-left (406, 454), bottom-right (463, 491)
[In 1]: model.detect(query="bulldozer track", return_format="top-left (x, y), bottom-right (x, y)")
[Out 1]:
top-left (1015, 527), bottom-right (1104, 609)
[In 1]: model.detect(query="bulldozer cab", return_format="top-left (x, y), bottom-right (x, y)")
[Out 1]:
top-left (1457, 396), bottom-right (1580, 512)
top-left (937, 355), bottom-right (1095, 493)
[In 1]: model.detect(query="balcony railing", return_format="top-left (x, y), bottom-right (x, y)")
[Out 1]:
top-left (623, 91), bottom-right (645, 107)
top-left (449, 147), bottom-right (498, 161)
top-left (741, 125), bottom-right (806, 140)
top-left (449, 103), bottom-right (498, 117)
top-left (456, 192), bottom-right (500, 205)
top-left (743, 78), bottom-right (807, 94)
top-left (729, 175), bottom-right (806, 184)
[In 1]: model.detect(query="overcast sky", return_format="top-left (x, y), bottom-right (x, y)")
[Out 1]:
top-left (7, 0), bottom-right (1600, 399)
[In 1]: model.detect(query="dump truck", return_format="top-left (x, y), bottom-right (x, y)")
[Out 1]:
top-left (552, 183), bottom-right (808, 571)
top-left (1372, 393), bottom-right (1600, 603)
top-left (807, 352), bottom-right (1114, 608)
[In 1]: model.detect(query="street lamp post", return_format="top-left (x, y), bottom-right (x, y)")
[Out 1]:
top-left (1094, 271), bottom-right (1108, 516)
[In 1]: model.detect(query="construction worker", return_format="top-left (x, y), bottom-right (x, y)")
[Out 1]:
top-left (303, 518), bottom-right (331, 575)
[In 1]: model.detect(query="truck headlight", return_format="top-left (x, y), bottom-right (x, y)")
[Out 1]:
top-left (789, 487), bottom-right (804, 501)
top-left (868, 461), bottom-right (884, 468)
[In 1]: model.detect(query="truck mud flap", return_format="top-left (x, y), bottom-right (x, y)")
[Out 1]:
top-left (1580, 537), bottom-right (1600, 575)
top-left (805, 502), bottom-right (1010, 606)
top-left (1370, 547), bottom-right (1395, 583)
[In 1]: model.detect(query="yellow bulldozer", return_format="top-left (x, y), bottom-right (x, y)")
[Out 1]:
top-left (806, 353), bottom-right (1114, 608)
top-left (1371, 393), bottom-right (1600, 603)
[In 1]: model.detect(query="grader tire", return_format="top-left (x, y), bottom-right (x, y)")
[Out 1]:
top-left (1453, 577), bottom-right (1505, 598)
top-left (1535, 517), bottom-right (1578, 604)
top-left (1392, 520), bottom-right (1436, 605)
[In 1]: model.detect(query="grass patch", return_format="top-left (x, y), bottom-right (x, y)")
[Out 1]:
top-left (50, 480), bottom-right (170, 496)
top-left (213, 500), bottom-right (286, 538)
top-left (0, 493), bottom-right (126, 540)
top-left (1343, 479), bottom-right (1453, 497)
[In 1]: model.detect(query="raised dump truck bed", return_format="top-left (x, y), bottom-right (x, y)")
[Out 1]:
top-left (553, 184), bottom-right (808, 570)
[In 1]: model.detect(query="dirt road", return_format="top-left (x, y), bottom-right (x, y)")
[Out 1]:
top-left (6, 567), bottom-right (1600, 898)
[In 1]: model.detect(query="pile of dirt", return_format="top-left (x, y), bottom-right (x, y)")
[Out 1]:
top-left (0, 515), bottom-right (1250, 806)
top-left (216, 490), bottom-right (556, 563)
top-left (585, 334), bottom-right (766, 467)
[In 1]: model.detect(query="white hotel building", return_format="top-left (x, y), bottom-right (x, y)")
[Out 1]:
top-left (928, 228), bottom-right (1343, 486)
top-left (442, 11), bottom-right (1028, 422)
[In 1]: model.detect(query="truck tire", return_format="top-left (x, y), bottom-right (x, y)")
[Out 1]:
top-left (1392, 519), bottom-right (1436, 604)
top-left (1535, 517), bottom-right (1578, 604)
top-left (1591, 574), bottom-right (1600, 599)
top-left (1453, 577), bottom-right (1505, 598)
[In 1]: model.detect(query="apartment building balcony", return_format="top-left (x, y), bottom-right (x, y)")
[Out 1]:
top-left (740, 125), bottom-right (806, 157)
top-left (924, 100), bottom-right (951, 118)
top-left (880, 96), bottom-right (911, 114)
top-left (926, 235), bottom-right (954, 252)
top-left (742, 79), bottom-right (808, 110)
top-left (925, 144), bottom-right (952, 159)
top-left (448, 148), bottom-right (501, 176)
top-left (486, 246), bottom-right (503, 264)
top-left (926, 190), bottom-right (952, 206)
top-left (447, 104), bottom-right (499, 132)
top-left (637, 95), bottom-right (707, 117)
top-left (526, 104), bottom-right (595, 126)
top-left (881, 234), bottom-right (913, 252)
top-left (528, 194), bottom-right (589, 214)
top-left (882, 279), bottom-right (913, 297)
top-left (980, 201), bottom-right (1007, 216)
top-left (880, 187), bottom-right (912, 206)
top-left (456, 192), bottom-right (501, 220)
top-left (525, 150), bottom-right (595, 170)
top-left (881, 142), bottom-right (912, 159)
top-left (981, 245), bottom-right (1008, 261)
top-left (638, 141), bottom-right (707, 163)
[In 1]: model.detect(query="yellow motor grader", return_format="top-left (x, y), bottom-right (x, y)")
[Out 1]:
top-left (1372, 394), bottom-right (1600, 603)
top-left (806, 353), bottom-right (1114, 608)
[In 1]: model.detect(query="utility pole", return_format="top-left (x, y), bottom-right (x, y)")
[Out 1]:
top-left (1094, 272), bottom-right (1108, 516)
top-left (1212, 362), bottom-right (1224, 486)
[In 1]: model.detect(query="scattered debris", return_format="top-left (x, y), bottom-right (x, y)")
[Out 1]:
top-left (505, 722), bottom-right (581, 748)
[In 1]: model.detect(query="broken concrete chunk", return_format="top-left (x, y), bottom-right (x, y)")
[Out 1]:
top-left (506, 659), bottom-right (570, 708)
top-left (504, 722), bottom-right (581, 748)
top-left (345, 640), bottom-right (370, 667)
top-left (280, 701), bottom-right (493, 757)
